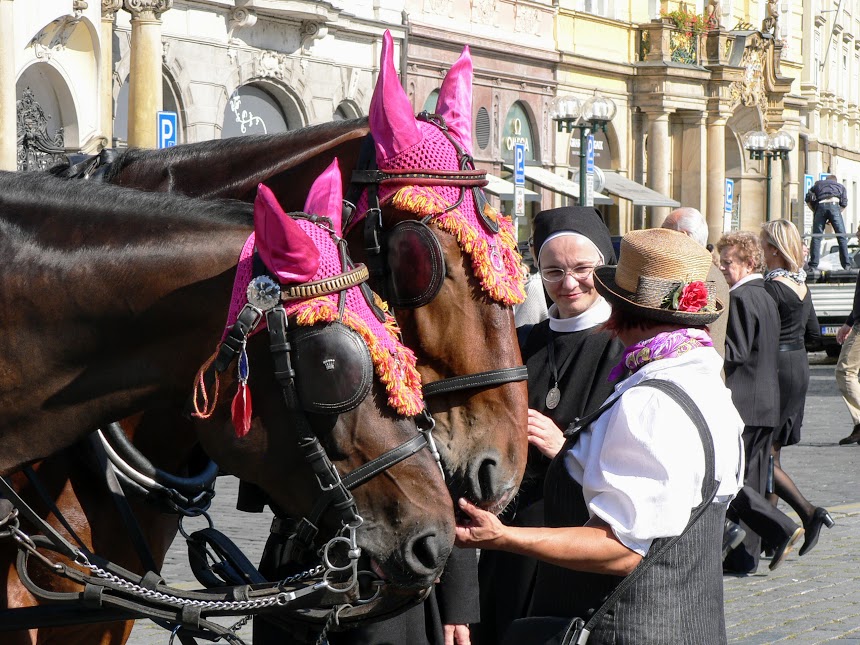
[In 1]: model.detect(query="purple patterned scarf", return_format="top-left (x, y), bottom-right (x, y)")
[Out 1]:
top-left (608, 329), bottom-right (714, 382)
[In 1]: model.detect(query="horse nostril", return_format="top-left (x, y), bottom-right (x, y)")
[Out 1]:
top-left (476, 455), bottom-right (499, 503)
top-left (406, 531), bottom-right (447, 575)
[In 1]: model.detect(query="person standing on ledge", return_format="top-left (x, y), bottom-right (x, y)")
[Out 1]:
top-left (805, 174), bottom-right (850, 271)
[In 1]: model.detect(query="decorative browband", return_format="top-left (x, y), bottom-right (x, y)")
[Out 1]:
top-left (280, 264), bottom-right (370, 301)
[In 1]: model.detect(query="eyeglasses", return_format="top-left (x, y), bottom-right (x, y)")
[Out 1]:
top-left (540, 264), bottom-right (598, 283)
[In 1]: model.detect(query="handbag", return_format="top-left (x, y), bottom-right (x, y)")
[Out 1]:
top-left (502, 380), bottom-right (719, 645)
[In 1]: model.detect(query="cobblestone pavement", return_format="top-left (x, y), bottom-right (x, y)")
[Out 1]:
top-left (124, 353), bottom-right (860, 644)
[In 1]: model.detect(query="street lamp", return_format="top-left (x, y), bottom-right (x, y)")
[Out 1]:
top-left (550, 93), bottom-right (617, 206)
top-left (742, 129), bottom-right (795, 221)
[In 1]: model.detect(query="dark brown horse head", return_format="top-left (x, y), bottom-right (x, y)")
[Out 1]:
top-left (346, 32), bottom-right (529, 512)
top-left (0, 171), bottom-right (452, 596)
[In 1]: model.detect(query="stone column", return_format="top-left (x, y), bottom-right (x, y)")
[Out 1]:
top-left (0, 0), bottom-right (16, 170)
top-left (706, 115), bottom-right (728, 243)
top-left (101, 1), bottom-right (122, 146)
top-left (123, 0), bottom-right (171, 148)
top-left (646, 110), bottom-right (671, 228)
top-left (679, 112), bottom-right (707, 214)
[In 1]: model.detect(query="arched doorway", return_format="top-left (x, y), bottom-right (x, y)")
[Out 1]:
top-left (726, 105), bottom-right (765, 231)
top-left (114, 75), bottom-right (183, 147)
top-left (16, 63), bottom-right (77, 170)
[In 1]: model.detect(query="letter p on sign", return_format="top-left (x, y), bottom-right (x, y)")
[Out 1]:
top-left (157, 111), bottom-right (177, 148)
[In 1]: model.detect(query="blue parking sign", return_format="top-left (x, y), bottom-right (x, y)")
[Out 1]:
top-left (804, 174), bottom-right (814, 196)
top-left (157, 111), bottom-right (177, 148)
top-left (724, 178), bottom-right (734, 213)
top-left (514, 142), bottom-right (525, 186)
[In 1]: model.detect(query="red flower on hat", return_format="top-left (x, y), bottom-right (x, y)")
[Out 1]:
top-left (676, 281), bottom-right (709, 312)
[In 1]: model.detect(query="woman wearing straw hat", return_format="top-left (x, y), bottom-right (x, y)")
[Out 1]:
top-left (760, 219), bottom-right (834, 558)
top-left (457, 228), bottom-right (744, 644)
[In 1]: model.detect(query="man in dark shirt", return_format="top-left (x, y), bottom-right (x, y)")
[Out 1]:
top-left (806, 174), bottom-right (850, 270)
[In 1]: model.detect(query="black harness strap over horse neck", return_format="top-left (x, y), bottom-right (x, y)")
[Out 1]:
top-left (422, 366), bottom-right (529, 398)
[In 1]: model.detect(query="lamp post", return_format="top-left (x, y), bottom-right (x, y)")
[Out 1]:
top-left (742, 129), bottom-right (795, 221)
top-left (550, 94), bottom-right (617, 206)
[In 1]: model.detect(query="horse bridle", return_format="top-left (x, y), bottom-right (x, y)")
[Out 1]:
top-left (196, 213), bottom-right (444, 577)
top-left (0, 218), bottom-right (440, 642)
top-left (343, 112), bottom-right (529, 399)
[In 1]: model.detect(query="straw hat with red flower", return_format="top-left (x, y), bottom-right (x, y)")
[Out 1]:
top-left (594, 228), bottom-right (723, 325)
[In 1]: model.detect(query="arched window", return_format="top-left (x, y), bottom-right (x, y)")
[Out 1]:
top-left (222, 85), bottom-right (288, 138)
top-left (333, 100), bottom-right (360, 121)
top-left (423, 90), bottom-right (440, 113)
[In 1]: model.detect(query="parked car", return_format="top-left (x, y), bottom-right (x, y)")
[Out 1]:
top-left (807, 236), bottom-right (860, 356)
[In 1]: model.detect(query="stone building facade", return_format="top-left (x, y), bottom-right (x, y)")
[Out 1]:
top-left (5, 0), bottom-right (837, 242)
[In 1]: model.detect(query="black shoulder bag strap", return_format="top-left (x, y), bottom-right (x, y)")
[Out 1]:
top-left (562, 379), bottom-right (720, 645)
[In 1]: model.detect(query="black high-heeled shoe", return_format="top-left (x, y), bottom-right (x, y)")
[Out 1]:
top-left (799, 507), bottom-right (835, 556)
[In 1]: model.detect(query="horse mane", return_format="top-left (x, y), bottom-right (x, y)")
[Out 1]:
top-left (0, 171), bottom-right (254, 236)
top-left (99, 117), bottom-right (370, 183)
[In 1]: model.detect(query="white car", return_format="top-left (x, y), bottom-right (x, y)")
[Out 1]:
top-left (814, 239), bottom-right (860, 271)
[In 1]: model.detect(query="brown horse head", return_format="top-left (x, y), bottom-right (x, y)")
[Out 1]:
top-left (348, 32), bottom-right (529, 512)
top-left (0, 172), bottom-right (452, 599)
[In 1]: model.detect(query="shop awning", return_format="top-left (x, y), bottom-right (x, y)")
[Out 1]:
top-left (483, 174), bottom-right (541, 202)
top-left (503, 164), bottom-right (613, 205)
top-left (600, 172), bottom-right (680, 208)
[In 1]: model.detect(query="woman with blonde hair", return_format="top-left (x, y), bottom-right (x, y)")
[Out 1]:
top-left (760, 219), bottom-right (835, 558)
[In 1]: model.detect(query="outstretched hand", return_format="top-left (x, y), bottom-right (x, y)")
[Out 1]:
top-left (454, 498), bottom-right (507, 550)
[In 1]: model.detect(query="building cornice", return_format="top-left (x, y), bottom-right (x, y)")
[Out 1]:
top-left (407, 23), bottom-right (558, 66)
top-left (557, 52), bottom-right (633, 79)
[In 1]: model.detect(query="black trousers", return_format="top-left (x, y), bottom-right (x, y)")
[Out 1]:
top-left (725, 425), bottom-right (797, 573)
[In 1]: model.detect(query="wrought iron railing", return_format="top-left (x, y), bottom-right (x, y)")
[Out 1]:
top-left (16, 87), bottom-right (67, 171)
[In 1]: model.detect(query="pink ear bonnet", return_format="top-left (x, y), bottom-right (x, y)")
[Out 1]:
top-left (362, 30), bottom-right (525, 306)
top-left (243, 160), bottom-right (423, 417)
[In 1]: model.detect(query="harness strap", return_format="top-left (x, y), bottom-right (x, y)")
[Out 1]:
top-left (20, 467), bottom-right (88, 551)
top-left (88, 433), bottom-right (161, 575)
top-left (563, 379), bottom-right (719, 645)
top-left (0, 475), bottom-right (79, 560)
top-left (187, 527), bottom-right (267, 588)
top-left (422, 365), bottom-right (529, 398)
top-left (340, 433), bottom-right (428, 490)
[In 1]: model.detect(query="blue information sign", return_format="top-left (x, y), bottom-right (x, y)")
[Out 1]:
top-left (157, 111), bottom-right (177, 149)
top-left (586, 134), bottom-right (595, 174)
top-left (513, 142), bottom-right (525, 186)
top-left (804, 174), bottom-right (814, 196)
top-left (820, 173), bottom-right (829, 182)
top-left (724, 178), bottom-right (734, 213)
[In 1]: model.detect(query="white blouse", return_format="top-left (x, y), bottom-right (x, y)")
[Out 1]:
top-left (563, 346), bottom-right (744, 556)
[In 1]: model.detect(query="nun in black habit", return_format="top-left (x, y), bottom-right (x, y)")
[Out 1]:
top-left (477, 206), bottom-right (624, 645)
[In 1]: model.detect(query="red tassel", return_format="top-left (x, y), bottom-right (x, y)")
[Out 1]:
top-left (231, 382), bottom-right (253, 438)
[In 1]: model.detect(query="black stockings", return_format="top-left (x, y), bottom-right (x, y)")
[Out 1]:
top-left (766, 442), bottom-right (815, 525)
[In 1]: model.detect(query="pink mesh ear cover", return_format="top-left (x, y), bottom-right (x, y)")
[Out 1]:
top-left (369, 30), bottom-right (422, 162)
top-left (435, 46), bottom-right (473, 154)
top-left (303, 158), bottom-right (344, 234)
top-left (253, 183), bottom-right (320, 284)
